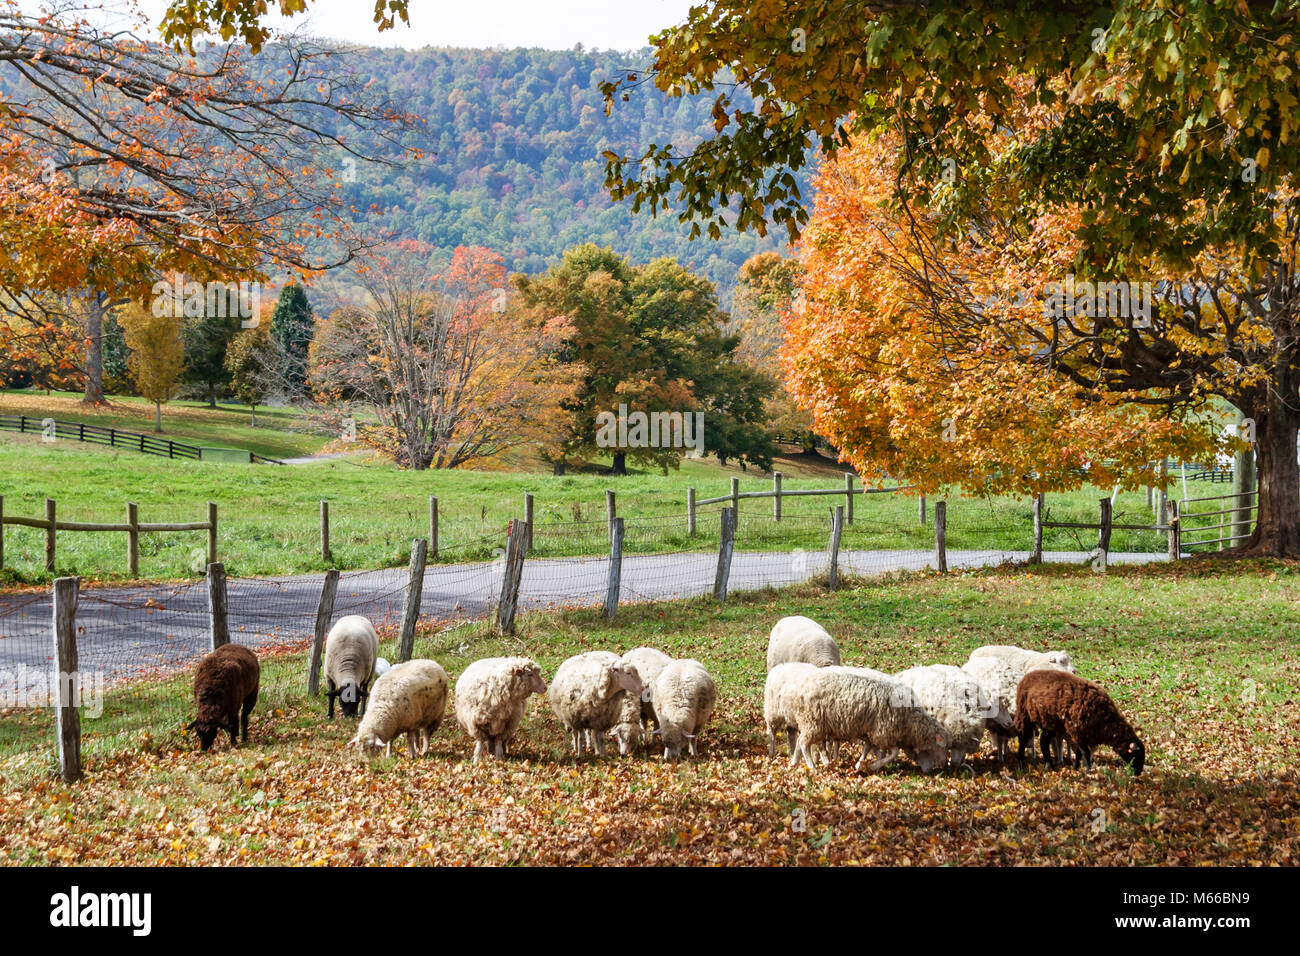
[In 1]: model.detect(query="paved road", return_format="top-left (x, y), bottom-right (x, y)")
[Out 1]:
top-left (0, 548), bottom-right (1163, 691)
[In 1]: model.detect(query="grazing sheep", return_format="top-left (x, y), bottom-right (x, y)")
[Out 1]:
top-left (764, 662), bottom-right (820, 758)
top-left (324, 615), bottom-right (380, 719)
top-left (610, 646), bottom-right (674, 755)
top-left (788, 666), bottom-right (951, 774)
top-left (189, 643), bottom-right (260, 752)
top-left (549, 651), bottom-right (644, 757)
top-left (1015, 669), bottom-right (1146, 775)
top-left (348, 659), bottom-right (449, 758)
top-left (374, 657), bottom-right (392, 679)
top-left (893, 664), bottom-right (1010, 769)
top-left (652, 659), bottom-right (717, 759)
top-left (767, 616), bottom-right (841, 670)
top-left (967, 644), bottom-right (1075, 674)
top-left (454, 656), bottom-right (547, 763)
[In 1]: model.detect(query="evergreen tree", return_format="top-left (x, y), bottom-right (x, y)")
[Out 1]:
top-left (269, 284), bottom-right (314, 400)
top-left (182, 310), bottom-right (240, 407)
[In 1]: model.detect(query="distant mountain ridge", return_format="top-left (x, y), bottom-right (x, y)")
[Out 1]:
top-left (328, 45), bottom-right (807, 299)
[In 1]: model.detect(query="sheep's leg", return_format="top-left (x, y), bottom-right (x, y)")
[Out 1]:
top-left (865, 748), bottom-right (899, 773)
top-left (228, 716), bottom-right (239, 748)
top-left (472, 738), bottom-right (485, 763)
top-left (688, 735), bottom-right (698, 758)
top-left (493, 737), bottom-right (505, 760)
top-left (327, 679), bottom-right (336, 719)
top-left (593, 729), bottom-right (606, 757)
top-left (800, 737), bottom-right (820, 772)
top-left (407, 733), bottom-right (417, 759)
top-left (570, 729), bottom-right (581, 756)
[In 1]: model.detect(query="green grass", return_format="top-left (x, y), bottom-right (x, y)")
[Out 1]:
top-left (1, 561), bottom-right (1296, 865)
top-left (0, 389), bottom-right (329, 459)
top-left (1, 387), bottom-right (1227, 583)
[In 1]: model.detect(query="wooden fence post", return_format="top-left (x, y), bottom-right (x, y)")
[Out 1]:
top-left (1156, 459), bottom-right (1169, 529)
top-left (307, 568), bottom-right (340, 695)
top-left (0, 493), bottom-right (5, 570)
top-left (918, 494), bottom-right (927, 527)
top-left (524, 493), bottom-right (534, 554)
top-left (45, 497), bottom-right (55, 572)
top-left (429, 495), bottom-right (439, 560)
top-left (773, 472), bottom-right (783, 521)
top-left (844, 473), bottom-right (855, 525)
top-left (127, 502), bottom-right (139, 577)
top-left (687, 487), bottom-right (696, 536)
top-left (1031, 493), bottom-right (1043, 565)
top-left (606, 490), bottom-right (616, 541)
top-left (827, 505), bottom-right (844, 590)
top-left (934, 501), bottom-right (947, 572)
top-left (730, 477), bottom-right (740, 530)
top-left (206, 501), bottom-right (218, 565)
top-left (605, 517), bottom-right (624, 621)
top-left (496, 522), bottom-right (528, 635)
top-left (1166, 500), bottom-right (1180, 560)
top-left (1097, 497), bottom-right (1112, 568)
top-left (1233, 447), bottom-right (1256, 545)
top-left (398, 538), bottom-right (428, 661)
top-left (206, 562), bottom-right (229, 651)
top-left (52, 576), bottom-right (81, 783)
top-left (320, 500), bottom-right (331, 564)
top-left (713, 508), bottom-right (735, 602)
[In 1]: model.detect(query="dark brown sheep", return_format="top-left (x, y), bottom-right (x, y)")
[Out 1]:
top-left (188, 643), bottom-right (260, 751)
top-left (1015, 669), bottom-right (1145, 775)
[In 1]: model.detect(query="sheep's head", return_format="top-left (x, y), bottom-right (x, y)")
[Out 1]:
top-left (190, 688), bottom-right (233, 751)
top-left (1118, 737), bottom-right (1146, 776)
top-left (347, 730), bottom-right (386, 757)
top-left (656, 724), bottom-right (695, 760)
top-left (1046, 651), bottom-right (1075, 673)
top-left (514, 662), bottom-right (546, 696)
top-left (907, 729), bottom-right (951, 774)
top-left (336, 681), bottom-right (363, 718)
top-left (608, 721), bottom-right (643, 756)
top-left (608, 663), bottom-right (643, 699)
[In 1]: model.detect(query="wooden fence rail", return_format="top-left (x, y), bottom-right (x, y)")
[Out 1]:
top-left (0, 414), bottom-right (284, 465)
top-left (0, 495), bottom-right (218, 574)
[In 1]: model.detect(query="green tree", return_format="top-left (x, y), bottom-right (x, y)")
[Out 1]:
top-left (269, 284), bottom-right (315, 401)
top-left (182, 310), bottom-right (240, 407)
top-left (224, 322), bottom-right (277, 425)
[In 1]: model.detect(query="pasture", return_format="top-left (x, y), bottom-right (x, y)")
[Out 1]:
top-left (0, 562), bottom-right (1294, 865)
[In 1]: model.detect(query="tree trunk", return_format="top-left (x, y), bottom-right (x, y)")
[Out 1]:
top-left (611, 451), bottom-right (626, 475)
top-left (802, 431), bottom-right (818, 455)
top-left (552, 460), bottom-right (566, 476)
top-left (154, 401), bottom-right (162, 433)
top-left (81, 292), bottom-right (106, 405)
top-left (207, 382), bottom-right (217, 408)
top-left (1225, 395), bottom-right (1300, 557)
top-left (250, 404), bottom-right (257, 426)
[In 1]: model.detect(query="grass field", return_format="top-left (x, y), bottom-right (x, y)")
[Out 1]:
top-left (0, 391), bottom-right (1194, 583)
top-left (0, 561), bottom-right (1295, 865)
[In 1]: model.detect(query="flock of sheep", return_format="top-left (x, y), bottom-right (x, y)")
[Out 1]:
top-left (187, 613), bottom-right (1145, 776)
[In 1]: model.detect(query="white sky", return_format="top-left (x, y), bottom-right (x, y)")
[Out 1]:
top-left (77, 0), bottom-right (700, 50)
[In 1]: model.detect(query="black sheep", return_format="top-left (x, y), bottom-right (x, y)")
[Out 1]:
top-left (1015, 668), bottom-right (1145, 775)
top-left (188, 643), bottom-right (260, 751)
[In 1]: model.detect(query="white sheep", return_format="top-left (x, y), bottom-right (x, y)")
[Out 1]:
top-left (962, 647), bottom-right (1075, 762)
top-left (764, 661), bottom-right (819, 758)
top-left (346, 658), bottom-right (448, 758)
top-left (324, 615), bottom-right (380, 718)
top-left (967, 645), bottom-right (1075, 674)
top-left (548, 651), bottom-right (644, 757)
top-left (767, 615), bottom-right (841, 670)
top-left (788, 666), bottom-right (951, 774)
top-left (609, 646), bottom-right (674, 755)
top-left (651, 658), bottom-right (717, 759)
top-left (454, 656), bottom-right (547, 763)
top-left (374, 657), bottom-right (392, 678)
top-left (892, 664), bottom-right (1011, 769)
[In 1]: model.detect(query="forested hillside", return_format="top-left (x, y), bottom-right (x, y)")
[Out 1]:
top-left (325, 46), bottom-right (803, 298)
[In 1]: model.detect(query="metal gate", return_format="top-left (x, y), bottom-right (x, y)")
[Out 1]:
top-left (1179, 489), bottom-right (1257, 551)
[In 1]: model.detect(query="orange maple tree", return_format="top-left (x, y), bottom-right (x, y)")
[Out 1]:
top-left (784, 123), bottom-right (1229, 499)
